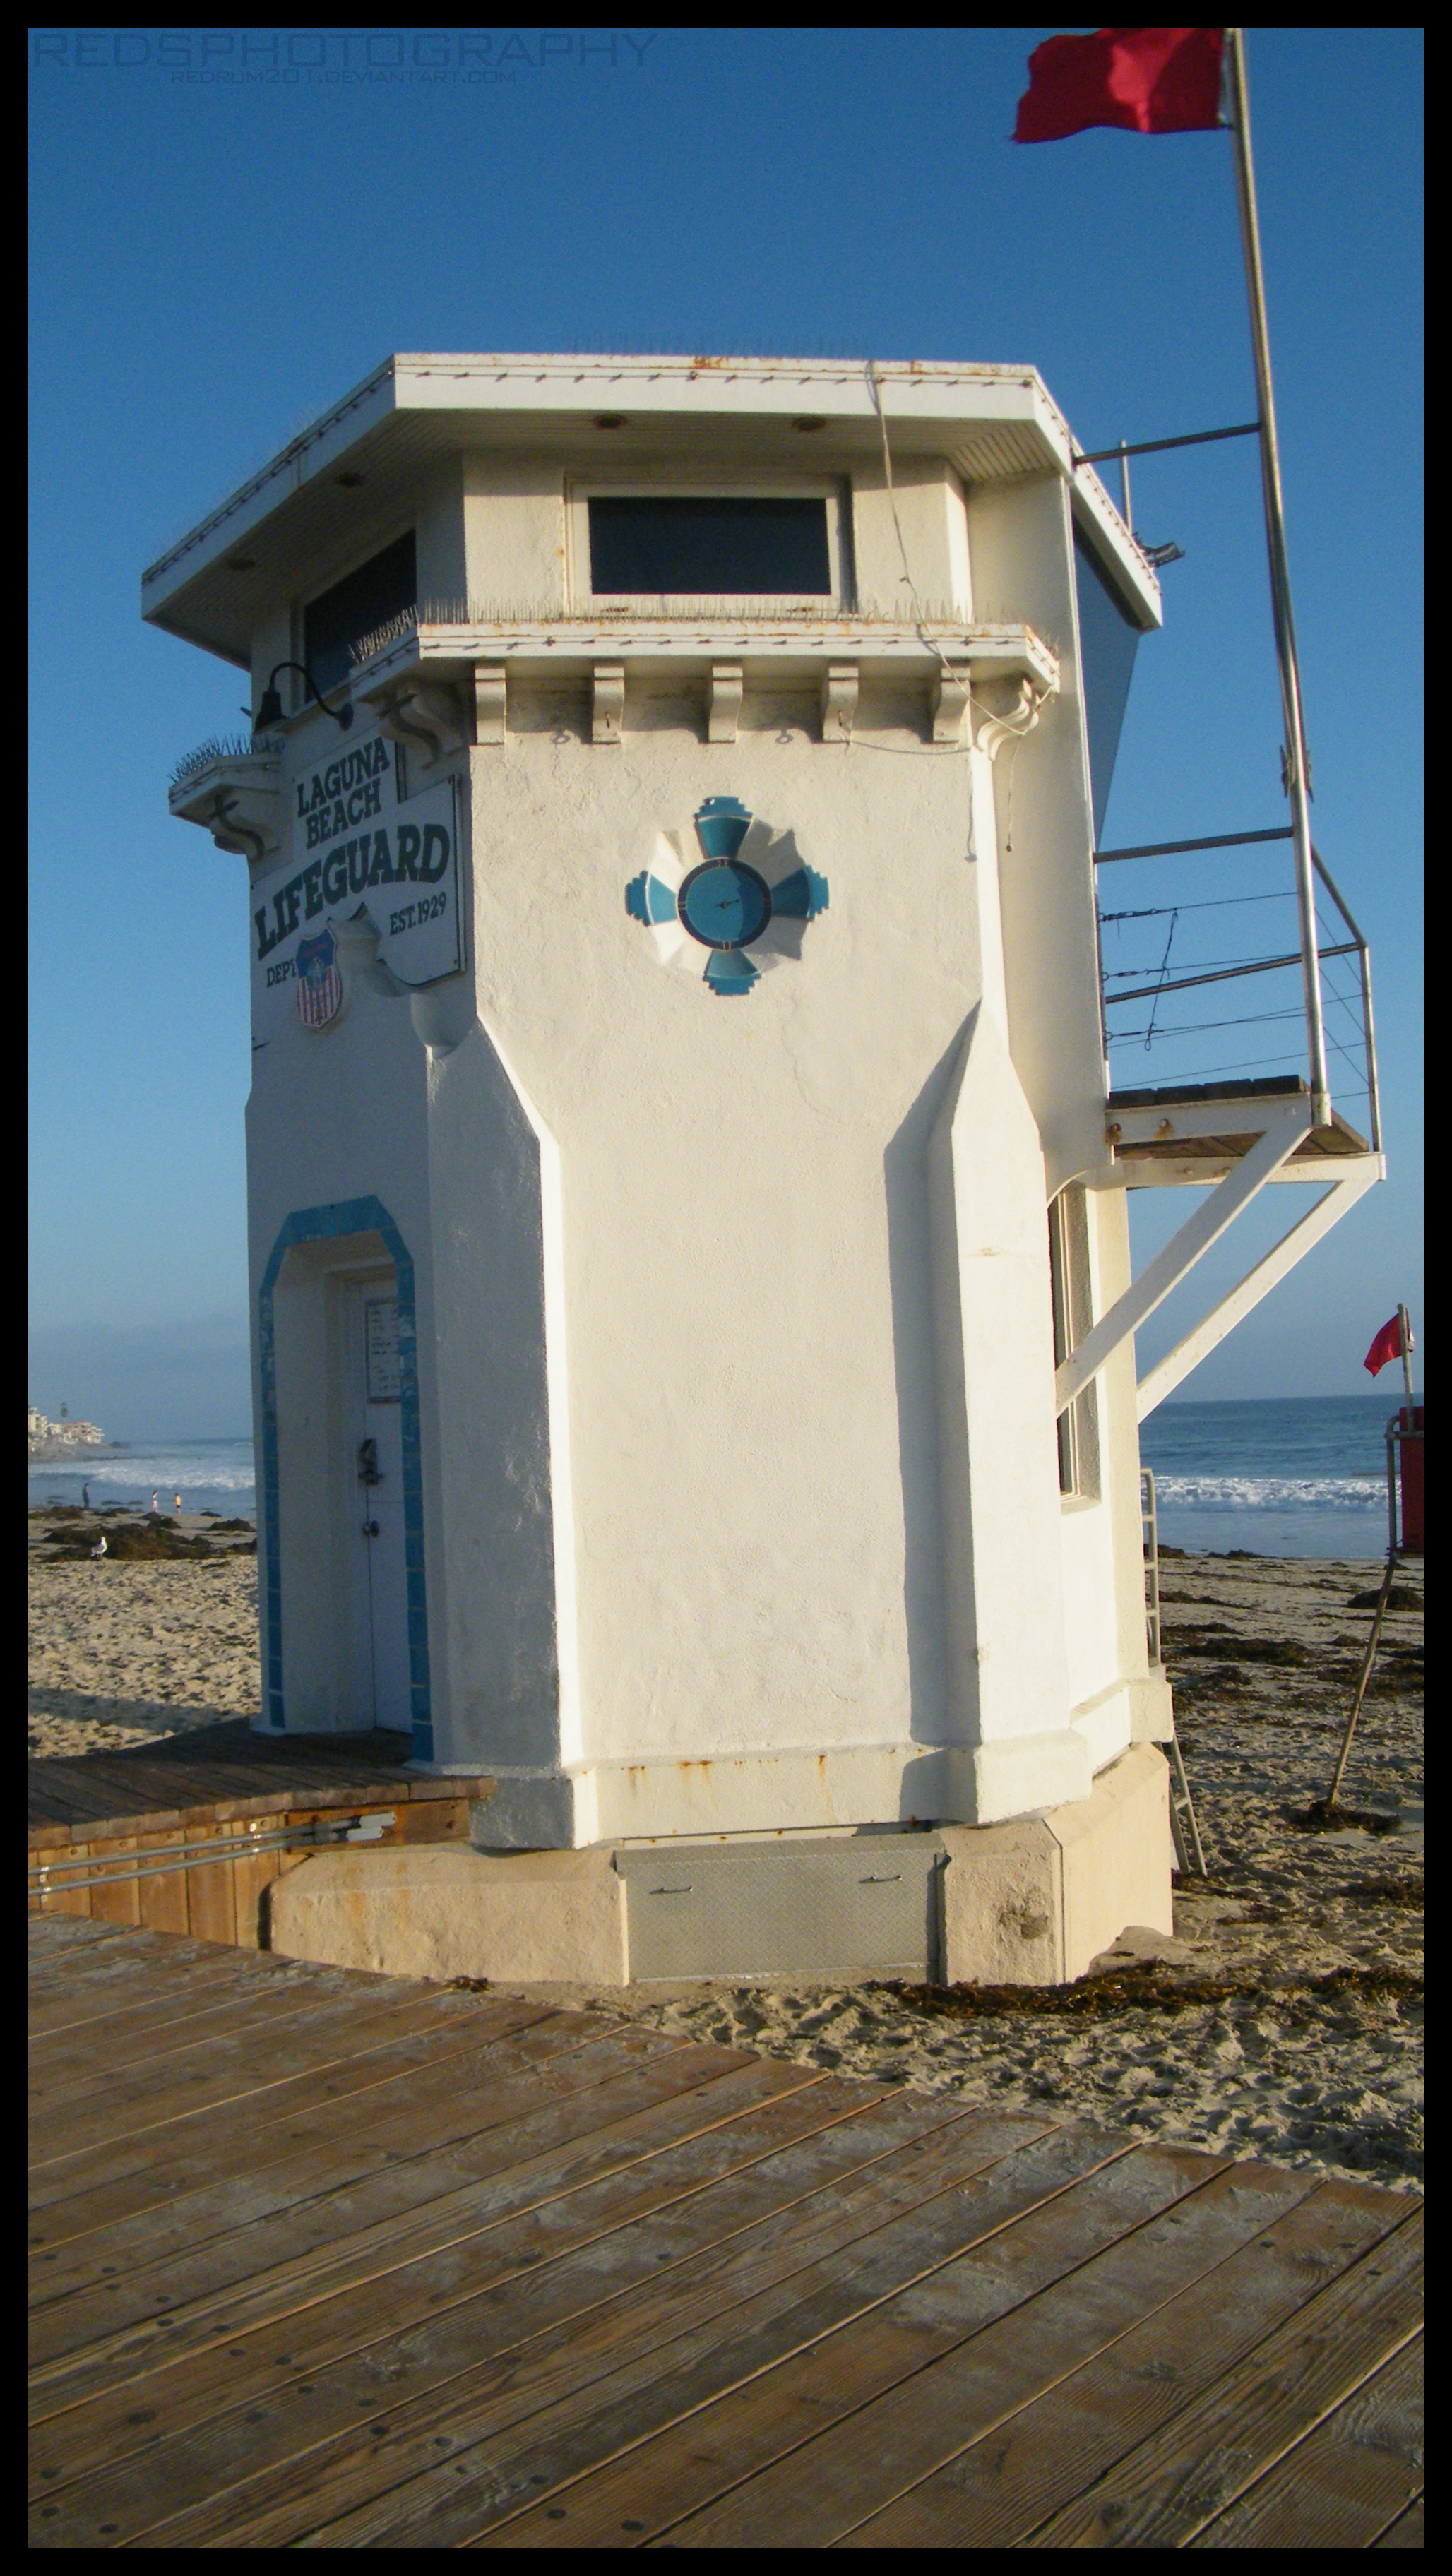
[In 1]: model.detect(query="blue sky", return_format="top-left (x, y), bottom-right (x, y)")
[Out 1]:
top-left (30, 27), bottom-right (1422, 1436)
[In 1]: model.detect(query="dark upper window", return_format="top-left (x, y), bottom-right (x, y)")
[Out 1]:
top-left (1073, 525), bottom-right (1145, 844)
top-left (588, 496), bottom-right (831, 597)
top-left (304, 532), bottom-right (417, 698)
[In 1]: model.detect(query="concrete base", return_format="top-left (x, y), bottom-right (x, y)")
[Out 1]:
top-left (940, 1743), bottom-right (1174, 1985)
top-left (268, 1743), bottom-right (1173, 1989)
top-left (267, 1845), bottom-right (628, 1986)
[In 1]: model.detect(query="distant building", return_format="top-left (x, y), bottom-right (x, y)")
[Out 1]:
top-left (29, 1409), bottom-right (106, 1456)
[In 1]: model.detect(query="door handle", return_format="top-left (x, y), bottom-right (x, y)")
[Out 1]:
top-left (357, 1437), bottom-right (381, 1485)
top-left (362, 1519), bottom-right (380, 1538)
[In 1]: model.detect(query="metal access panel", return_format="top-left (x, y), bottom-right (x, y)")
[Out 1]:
top-left (617, 1833), bottom-right (946, 1982)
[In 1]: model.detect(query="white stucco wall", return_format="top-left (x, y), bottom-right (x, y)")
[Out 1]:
top-left (468, 726), bottom-right (988, 1794)
top-left (212, 404), bottom-right (1162, 1844)
top-left (967, 474), bottom-right (1107, 1199)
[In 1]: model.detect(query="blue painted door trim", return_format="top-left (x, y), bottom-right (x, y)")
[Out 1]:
top-left (258, 1198), bottom-right (434, 1763)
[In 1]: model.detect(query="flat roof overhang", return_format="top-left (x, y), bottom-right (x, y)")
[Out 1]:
top-left (141, 353), bottom-right (1162, 670)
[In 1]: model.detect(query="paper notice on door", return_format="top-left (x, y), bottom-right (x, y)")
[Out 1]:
top-left (364, 1296), bottom-right (400, 1402)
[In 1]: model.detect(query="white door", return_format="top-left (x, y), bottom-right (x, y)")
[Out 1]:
top-left (345, 1282), bottom-right (411, 1732)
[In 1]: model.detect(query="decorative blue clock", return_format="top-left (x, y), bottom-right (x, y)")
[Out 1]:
top-left (626, 797), bottom-right (828, 996)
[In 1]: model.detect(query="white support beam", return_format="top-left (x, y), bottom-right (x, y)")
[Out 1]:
top-left (1054, 1099), bottom-right (1312, 1414)
top-left (1135, 1159), bottom-right (1381, 1419)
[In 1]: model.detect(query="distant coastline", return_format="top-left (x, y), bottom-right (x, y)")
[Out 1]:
top-left (28, 1407), bottom-right (108, 1463)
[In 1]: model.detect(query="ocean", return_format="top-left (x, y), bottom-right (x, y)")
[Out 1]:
top-left (1139, 1395), bottom-right (1405, 1560)
top-left (27, 1396), bottom-right (1410, 1560)
top-left (28, 1438), bottom-right (258, 1521)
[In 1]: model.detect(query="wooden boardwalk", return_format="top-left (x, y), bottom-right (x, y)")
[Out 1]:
top-left (29, 1723), bottom-right (494, 1947)
top-left (30, 1917), bottom-right (1422, 2548)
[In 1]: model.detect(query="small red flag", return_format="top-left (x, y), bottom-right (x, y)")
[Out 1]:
top-left (1364, 1316), bottom-right (1405, 1378)
top-left (1014, 27), bottom-right (1227, 143)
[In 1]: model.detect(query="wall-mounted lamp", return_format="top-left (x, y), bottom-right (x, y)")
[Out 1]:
top-left (252, 661), bottom-right (354, 734)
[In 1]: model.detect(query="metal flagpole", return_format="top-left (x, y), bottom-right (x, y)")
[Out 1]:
top-left (1398, 1302), bottom-right (1415, 1404)
top-left (1225, 26), bottom-right (1331, 1126)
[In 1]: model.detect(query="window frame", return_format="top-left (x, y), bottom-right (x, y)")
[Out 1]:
top-left (296, 526), bottom-right (418, 708)
top-left (1049, 1184), bottom-right (1102, 1506)
top-left (566, 477), bottom-right (853, 613)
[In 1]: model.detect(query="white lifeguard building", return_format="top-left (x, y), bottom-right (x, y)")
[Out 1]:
top-left (149, 354), bottom-right (1381, 1985)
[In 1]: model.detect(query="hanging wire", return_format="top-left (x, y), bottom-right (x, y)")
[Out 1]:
top-left (1099, 888), bottom-right (1290, 922)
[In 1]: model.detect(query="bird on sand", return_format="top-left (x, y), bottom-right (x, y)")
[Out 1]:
top-left (89, 1534), bottom-right (107, 1559)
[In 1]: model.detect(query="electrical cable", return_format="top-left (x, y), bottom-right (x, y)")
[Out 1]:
top-left (864, 359), bottom-right (1045, 843)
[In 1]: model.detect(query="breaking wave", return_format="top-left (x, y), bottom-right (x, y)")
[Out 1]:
top-left (1150, 1474), bottom-right (1383, 1513)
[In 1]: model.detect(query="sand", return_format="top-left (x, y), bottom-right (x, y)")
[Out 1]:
top-left (29, 1514), bottom-right (261, 1756)
top-left (621, 1554), bottom-right (1423, 2193)
top-left (28, 1522), bottom-right (1422, 2189)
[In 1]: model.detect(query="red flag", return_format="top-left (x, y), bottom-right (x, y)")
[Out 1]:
top-left (1014, 27), bottom-right (1227, 143)
top-left (1364, 1316), bottom-right (1404, 1378)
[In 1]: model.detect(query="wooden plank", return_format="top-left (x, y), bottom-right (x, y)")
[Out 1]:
top-left (121, 2104), bottom-right (984, 2549)
top-left (29, 2099), bottom-right (1048, 2548)
top-left (28, 1750), bottom-right (494, 1843)
top-left (31, 1975), bottom-right (510, 2129)
top-left (28, 2033), bottom-right (725, 2370)
top-left (30, 2051), bottom-right (795, 2320)
top-left (75, 1836), bottom-right (140, 1930)
top-left (29, 1803), bottom-right (105, 1842)
top-left (30, 1952), bottom-right (448, 2094)
top-left (27, 1917), bottom-right (121, 1957)
top-left (385, 1797), bottom-right (472, 1844)
top-left (463, 2140), bottom-right (1217, 2551)
top-left (132, 1830), bottom-right (191, 1940)
top-left (30, 1988), bottom-right (508, 2165)
top-left (30, 1966), bottom-right (411, 2104)
top-left (30, 1999), bottom-right (568, 2286)
top-left (36, 1844), bottom-right (93, 1919)
top-left (836, 2175), bottom-right (1411, 2549)
top-left (28, 1999), bottom-right (522, 2217)
top-left (232, 1836), bottom-right (285, 1947)
top-left (667, 2154), bottom-right (1323, 2548)
top-left (26, 2025), bottom-right (704, 2396)
top-left (29, 1776), bottom-right (163, 1830)
top-left (30, 2020), bottom-right (669, 2301)
top-left (181, 1826), bottom-right (235, 1945)
top-left (26, 1929), bottom-right (165, 2000)
top-left (1374, 2494), bottom-right (1424, 2546)
top-left (28, 1948), bottom-right (275, 2032)
top-left (27, 1920), bottom-right (155, 1977)
top-left (1022, 2208), bottom-right (1424, 2547)
top-left (183, 2115), bottom-right (1102, 2553)
top-left (28, 1944), bottom-right (375, 2065)
top-left (28, 1940), bottom-right (345, 2038)
top-left (28, 2008), bottom-right (588, 2246)
top-left (1186, 2337), bottom-right (1423, 2549)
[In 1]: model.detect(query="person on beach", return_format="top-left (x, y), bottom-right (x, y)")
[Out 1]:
top-left (174, 1493), bottom-right (182, 1517)
top-left (150, 1491), bottom-right (160, 1515)
top-left (81, 1481), bottom-right (90, 1509)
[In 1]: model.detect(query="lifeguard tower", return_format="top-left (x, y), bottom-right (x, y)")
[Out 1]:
top-left (148, 354), bottom-right (1381, 1985)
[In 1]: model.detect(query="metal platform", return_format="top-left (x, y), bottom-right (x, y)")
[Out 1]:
top-left (1107, 1074), bottom-right (1373, 1181)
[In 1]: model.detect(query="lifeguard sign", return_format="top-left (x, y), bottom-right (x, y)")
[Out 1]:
top-left (150, 352), bottom-right (1381, 1990)
top-left (250, 738), bottom-right (461, 1038)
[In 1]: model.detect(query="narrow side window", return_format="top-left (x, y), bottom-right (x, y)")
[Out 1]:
top-left (1049, 1186), bottom-right (1101, 1501)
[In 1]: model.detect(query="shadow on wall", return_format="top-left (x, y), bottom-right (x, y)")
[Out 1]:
top-left (883, 1027), bottom-right (965, 1745)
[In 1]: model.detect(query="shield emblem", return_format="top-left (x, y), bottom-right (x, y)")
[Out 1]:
top-left (296, 929), bottom-right (343, 1030)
